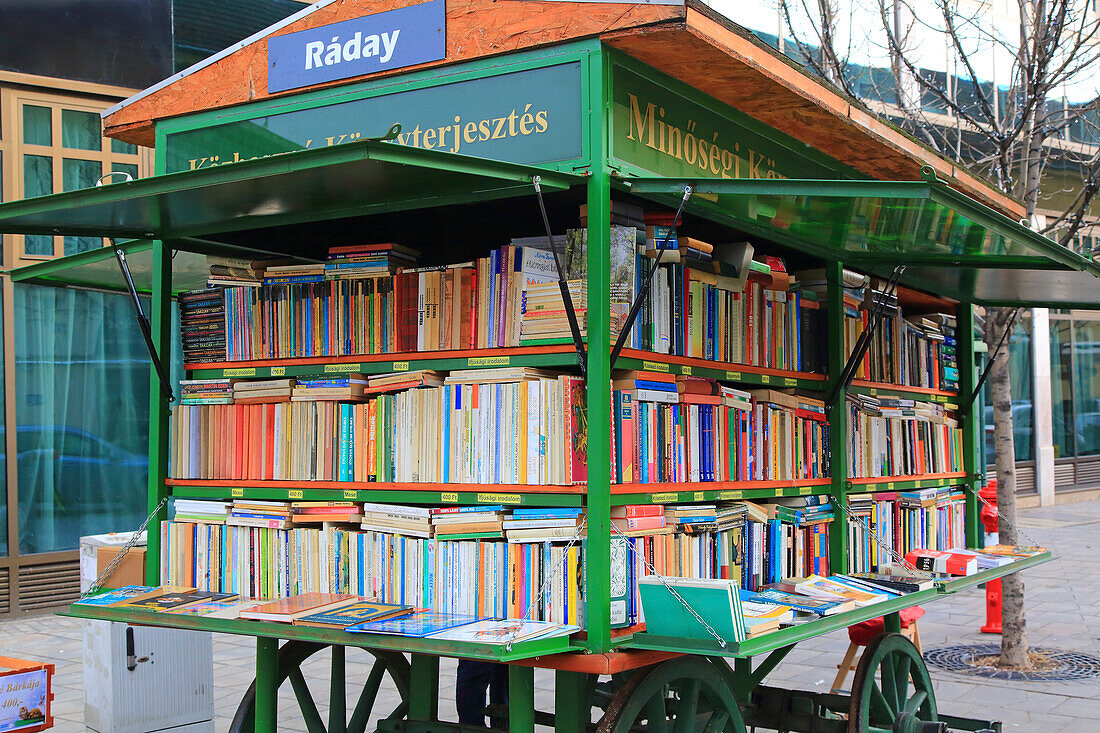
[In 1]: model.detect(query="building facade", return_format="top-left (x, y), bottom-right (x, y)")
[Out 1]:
top-left (0, 0), bottom-right (305, 615)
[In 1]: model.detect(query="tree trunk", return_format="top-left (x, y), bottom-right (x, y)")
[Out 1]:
top-left (983, 306), bottom-right (1030, 669)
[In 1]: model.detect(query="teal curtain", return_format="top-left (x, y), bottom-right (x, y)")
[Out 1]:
top-left (1050, 319), bottom-right (1076, 459)
top-left (1072, 320), bottom-right (1100, 456)
top-left (15, 284), bottom-right (182, 554)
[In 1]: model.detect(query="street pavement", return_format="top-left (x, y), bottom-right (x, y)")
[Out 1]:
top-left (2, 499), bottom-right (1097, 732)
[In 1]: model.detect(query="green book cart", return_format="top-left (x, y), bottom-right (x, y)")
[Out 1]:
top-left (0, 38), bottom-right (1095, 733)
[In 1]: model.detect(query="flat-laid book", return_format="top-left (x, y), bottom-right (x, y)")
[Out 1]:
top-left (239, 593), bottom-right (356, 622)
top-left (293, 600), bottom-right (414, 629)
top-left (346, 611), bottom-right (483, 637)
top-left (74, 585), bottom-right (157, 607)
top-left (427, 619), bottom-right (577, 645)
top-left (638, 576), bottom-right (746, 643)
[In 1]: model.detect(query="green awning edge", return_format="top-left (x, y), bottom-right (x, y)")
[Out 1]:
top-left (0, 138), bottom-right (583, 239)
top-left (622, 175), bottom-right (1099, 276)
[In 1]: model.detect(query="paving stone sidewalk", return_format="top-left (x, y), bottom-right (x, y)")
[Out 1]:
top-left (2, 499), bottom-right (1096, 732)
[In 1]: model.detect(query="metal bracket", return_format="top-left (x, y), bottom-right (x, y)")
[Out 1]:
top-left (827, 264), bottom-right (905, 406)
top-left (109, 238), bottom-right (175, 403)
top-left (532, 176), bottom-right (588, 380)
top-left (609, 185), bottom-right (693, 371)
top-left (961, 306), bottom-right (1022, 415)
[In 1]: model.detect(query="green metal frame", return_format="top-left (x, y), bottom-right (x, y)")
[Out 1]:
top-left (0, 36), bottom-right (1072, 733)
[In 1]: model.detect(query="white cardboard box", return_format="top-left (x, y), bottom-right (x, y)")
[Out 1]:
top-left (79, 532), bottom-right (145, 593)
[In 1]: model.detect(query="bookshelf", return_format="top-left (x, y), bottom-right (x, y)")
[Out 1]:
top-left (0, 37), bottom-right (1087, 733)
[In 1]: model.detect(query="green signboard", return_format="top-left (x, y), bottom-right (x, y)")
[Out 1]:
top-left (609, 61), bottom-right (844, 180)
top-left (164, 62), bottom-right (584, 173)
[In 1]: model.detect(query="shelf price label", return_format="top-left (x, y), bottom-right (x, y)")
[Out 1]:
top-left (441, 492), bottom-right (459, 503)
top-left (784, 377), bottom-right (798, 386)
top-left (651, 492), bottom-right (678, 503)
top-left (885, 483), bottom-right (895, 491)
top-left (681, 366), bottom-right (693, 376)
top-left (270, 366), bottom-right (286, 377)
top-left (760, 374), bottom-right (772, 384)
top-left (288, 489), bottom-right (304, 499)
top-left (225, 368), bottom-right (256, 377)
top-left (724, 371), bottom-right (742, 382)
top-left (798, 486), bottom-right (812, 495)
top-left (343, 490), bottom-right (357, 499)
top-left (231, 488), bottom-right (244, 497)
top-left (392, 361), bottom-right (410, 371)
top-left (869, 388), bottom-right (878, 395)
top-left (468, 356), bottom-right (510, 367)
top-left (693, 490), bottom-right (705, 501)
top-left (476, 492), bottom-right (522, 504)
top-left (325, 363), bottom-right (362, 373)
top-left (642, 361), bottom-right (671, 373)
top-left (718, 490), bottom-right (743, 500)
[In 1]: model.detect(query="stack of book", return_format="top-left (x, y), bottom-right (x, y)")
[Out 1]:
top-left (611, 505), bottom-right (668, 536)
top-left (171, 499), bottom-right (229, 524)
top-left (325, 243), bottom-right (420, 278)
top-left (227, 500), bottom-right (293, 529)
top-left (179, 288), bottom-right (226, 364)
top-left (179, 379), bottom-right (234, 405)
top-left (431, 506), bottom-right (507, 540)
top-left (291, 502), bottom-right (362, 524)
top-left (360, 503), bottom-right (432, 538)
top-left (234, 378), bottom-right (295, 404)
top-left (846, 395), bottom-right (962, 478)
top-left (519, 281), bottom-right (587, 344)
top-left (292, 375), bottom-right (369, 402)
top-left (503, 507), bottom-right (585, 542)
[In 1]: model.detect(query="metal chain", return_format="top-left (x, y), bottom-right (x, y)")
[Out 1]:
top-left (609, 522), bottom-right (728, 649)
top-left (81, 496), bottom-right (169, 599)
top-left (837, 500), bottom-right (923, 574)
top-left (962, 484), bottom-right (1042, 549)
top-left (504, 516), bottom-right (588, 652)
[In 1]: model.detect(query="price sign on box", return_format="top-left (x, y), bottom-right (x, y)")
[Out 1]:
top-left (0, 661), bottom-right (53, 733)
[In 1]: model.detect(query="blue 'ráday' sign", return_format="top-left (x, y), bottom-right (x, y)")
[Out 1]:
top-left (267, 0), bottom-right (446, 93)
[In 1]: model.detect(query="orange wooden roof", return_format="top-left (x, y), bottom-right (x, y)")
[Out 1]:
top-left (102, 0), bottom-right (1022, 217)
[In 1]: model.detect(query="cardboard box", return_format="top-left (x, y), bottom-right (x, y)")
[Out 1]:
top-left (80, 532), bottom-right (145, 592)
top-left (96, 546), bottom-right (147, 589)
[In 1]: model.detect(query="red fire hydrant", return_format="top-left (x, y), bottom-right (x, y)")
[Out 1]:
top-left (979, 480), bottom-right (1002, 634)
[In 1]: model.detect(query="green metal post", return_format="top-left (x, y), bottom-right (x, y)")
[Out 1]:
top-left (554, 671), bottom-right (591, 733)
top-left (584, 47), bottom-right (613, 654)
top-left (408, 654), bottom-right (439, 721)
top-left (507, 665), bottom-right (536, 733)
top-left (255, 637), bottom-right (279, 733)
top-left (883, 612), bottom-right (902, 634)
top-left (329, 645), bottom-right (346, 733)
top-left (826, 260), bottom-right (850, 572)
top-left (145, 240), bottom-right (172, 585)
top-left (957, 303), bottom-right (982, 547)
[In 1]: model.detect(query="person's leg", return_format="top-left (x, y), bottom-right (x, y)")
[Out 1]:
top-left (487, 663), bottom-right (510, 728)
top-left (456, 659), bottom-right (494, 727)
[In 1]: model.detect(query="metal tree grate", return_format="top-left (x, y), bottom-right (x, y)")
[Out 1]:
top-left (924, 644), bottom-right (1100, 681)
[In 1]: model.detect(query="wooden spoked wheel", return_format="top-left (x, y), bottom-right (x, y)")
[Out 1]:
top-left (595, 656), bottom-right (747, 733)
top-left (229, 641), bottom-right (411, 733)
top-left (848, 633), bottom-right (943, 733)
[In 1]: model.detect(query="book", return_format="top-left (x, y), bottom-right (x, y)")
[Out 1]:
top-left (741, 588), bottom-right (856, 616)
top-left (904, 549), bottom-right (977, 576)
top-left (239, 593), bottom-right (357, 622)
top-left (346, 611), bottom-right (484, 637)
top-left (118, 589), bottom-right (234, 611)
top-left (638, 576), bottom-right (747, 643)
top-left (74, 585), bottom-right (157, 607)
top-left (427, 619), bottom-right (578, 644)
top-left (293, 600), bottom-right (414, 629)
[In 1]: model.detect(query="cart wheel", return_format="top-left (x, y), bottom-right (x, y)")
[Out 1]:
top-left (595, 656), bottom-right (747, 733)
top-left (229, 641), bottom-right (411, 733)
top-left (848, 633), bottom-right (942, 733)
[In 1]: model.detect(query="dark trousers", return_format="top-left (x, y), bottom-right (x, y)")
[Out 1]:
top-left (456, 659), bottom-right (509, 727)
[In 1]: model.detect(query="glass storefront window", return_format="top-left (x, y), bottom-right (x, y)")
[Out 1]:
top-left (111, 139), bottom-right (137, 155)
top-left (62, 158), bottom-right (101, 192)
top-left (1051, 319), bottom-right (1076, 459)
top-left (23, 154), bottom-right (52, 198)
top-left (14, 284), bottom-right (181, 554)
top-left (983, 315), bottom-right (1034, 462)
top-left (63, 237), bottom-right (104, 256)
top-left (1072, 320), bottom-right (1100, 456)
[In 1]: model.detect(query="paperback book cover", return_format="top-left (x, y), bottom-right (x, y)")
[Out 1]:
top-left (427, 619), bottom-right (577, 645)
top-left (74, 585), bottom-right (156, 607)
top-left (293, 600), bottom-right (414, 629)
top-left (346, 611), bottom-right (483, 637)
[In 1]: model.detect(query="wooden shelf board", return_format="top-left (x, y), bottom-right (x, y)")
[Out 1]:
top-left (167, 480), bottom-right (586, 506)
top-left (611, 479), bottom-right (833, 503)
top-left (849, 380), bottom-right (959, 401)
top-left (616, 349), bottom-right (826, 388)
top-left (847, 472), bottom-right (968, 490)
